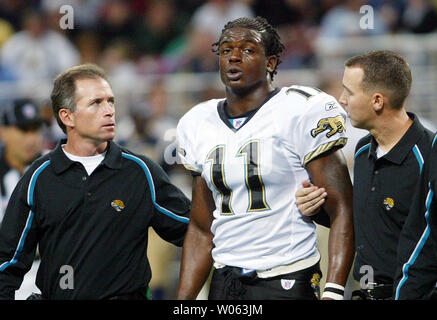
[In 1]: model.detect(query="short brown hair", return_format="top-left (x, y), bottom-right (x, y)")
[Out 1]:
top-left (50, 64), bottom-right (109, 133)
top-left (345, 50), bottom-right (412, 109)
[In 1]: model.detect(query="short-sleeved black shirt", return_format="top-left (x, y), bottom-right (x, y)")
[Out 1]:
top-left (353, 113), bottom-right (434, 284)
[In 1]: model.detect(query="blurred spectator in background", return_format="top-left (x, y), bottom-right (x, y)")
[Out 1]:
top-left (190, 0), bottom-right (255, 40)
top-left (402, 0), bottom-right (437, 33)
top-left (0, 18), bottom-right (14, 47)
top-left (117, 79), bottom-right (178, 171)
top-left (0, 98), bottom-right (43, 224)
top-left (0, 9), bottom-right (79, 82)
top-left (318, 0), bottom-right (388, 38)
top-left (99, 39), bottom-right (139, 94)
top-left (174, 28), bottom-right (219, 74)
top-left (134, 0), bottom-right (189, 75)
top-left (75, 31), bottom-right (102, 64)
top-left (39, 99), bottom-right (65, 150)
top-left (134, 0), bottom-right (187, 56)
top-left (0, 0), bottom-right (36, 32)
top-left (97, 0), bottom-right (135, 49)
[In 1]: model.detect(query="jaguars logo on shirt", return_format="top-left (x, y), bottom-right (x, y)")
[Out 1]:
top-left (383, 198), bottom-right (394, 211)
top-left (111, 200), bottom-right (125, 212)
top-left (311, 115), bottom-right (345, 138)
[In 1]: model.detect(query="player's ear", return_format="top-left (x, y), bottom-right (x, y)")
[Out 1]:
top-left (266, 55), bottom-right (277, 75)
top-left (58, 108), bottom-right (75, 129)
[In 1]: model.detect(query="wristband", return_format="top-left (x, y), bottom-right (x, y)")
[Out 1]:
top-left (322, 282), bottom-right (345, 300)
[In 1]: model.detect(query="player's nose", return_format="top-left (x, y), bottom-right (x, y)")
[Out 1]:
top-left (229, 48), bottom-right (242, 62)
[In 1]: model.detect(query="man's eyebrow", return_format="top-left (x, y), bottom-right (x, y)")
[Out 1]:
top-left (88, 95), bottom-right (115, 103)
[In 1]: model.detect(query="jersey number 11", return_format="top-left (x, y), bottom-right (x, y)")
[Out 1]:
top-left (206, 140), bottom-right (270, 215)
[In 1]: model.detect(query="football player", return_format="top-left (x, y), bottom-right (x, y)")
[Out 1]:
top-left (176, 17), bottom-right (354, 300)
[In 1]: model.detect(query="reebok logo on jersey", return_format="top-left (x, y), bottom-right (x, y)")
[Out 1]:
top-left (111, 200), bottom-right (125, 212)
top-left (325, 101), bottom-right (337, 111)
top-left (281, 279), bottom-right (295, 290)
top-left (310, 115), bottom-right (345, 138)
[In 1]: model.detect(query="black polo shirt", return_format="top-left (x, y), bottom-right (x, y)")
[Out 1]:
top-left (0, 140), bottom-right (190, 299)
top-left (353, 113), bottom-right (434, 284)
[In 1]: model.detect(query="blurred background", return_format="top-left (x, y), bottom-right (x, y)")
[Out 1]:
top-left (1, 0), bottom-right (436, 300)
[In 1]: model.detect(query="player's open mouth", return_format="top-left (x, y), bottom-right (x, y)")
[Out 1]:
top-left (226, 68), bottom-right (242, 81)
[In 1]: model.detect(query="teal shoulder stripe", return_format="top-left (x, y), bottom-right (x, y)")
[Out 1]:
top-left (122, 153), bottom-right (189, 224)
top-left (354, 143), bottom-right (370, 159)
top-left (432, 134), bottom-right (437, 147)
top-left (412, 145), bottom-right (424, 174)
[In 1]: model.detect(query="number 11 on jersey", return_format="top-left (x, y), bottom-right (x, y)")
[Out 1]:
top-left (206, 140), bottom-right (270, 215)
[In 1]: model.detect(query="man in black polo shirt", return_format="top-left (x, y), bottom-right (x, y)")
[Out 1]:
top-left (295, 51), bottom-right (434, 299)
top-left (0, 64), bottom-right (191, 299)
top-left (0, 99), bottom-right (43, 225)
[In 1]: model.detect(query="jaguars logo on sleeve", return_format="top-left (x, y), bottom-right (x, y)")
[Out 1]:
top-left (311, 115), bottom-right (345, 138)
top-left (290, 89), bottom-right (348, 167)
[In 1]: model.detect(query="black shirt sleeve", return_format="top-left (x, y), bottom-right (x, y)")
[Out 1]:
top-left (0, 169), bottom-right (39, 300)
top-left (394, 143), bottom-right (437, 299)
top-left (144, 157), bottom-right (191, 247)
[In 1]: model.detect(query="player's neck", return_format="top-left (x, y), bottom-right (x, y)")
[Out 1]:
top-left (63, 135), bottom-right (108, 157)
top-left (371, 110), bottom-right (412, 153)
top-left (225, 83), bottom-right (274, 117)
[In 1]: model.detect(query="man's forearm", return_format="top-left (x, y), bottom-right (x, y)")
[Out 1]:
top-left (325, 208), bottom-right (355, 286)
top-left (177, 223), bottom-right (214, 300)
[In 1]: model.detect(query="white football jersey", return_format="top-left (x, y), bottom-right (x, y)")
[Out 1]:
top-left (177, 85), bottom-right (348, 271)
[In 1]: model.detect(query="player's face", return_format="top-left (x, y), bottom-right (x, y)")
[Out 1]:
top-left (218, 27), bottom-right (274, 92)
top-left (339, 67), bottom-right (374, 130)
top-left (70, 77), bottom-right (116, 143)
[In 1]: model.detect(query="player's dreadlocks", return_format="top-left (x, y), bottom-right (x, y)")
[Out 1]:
top-left (212, 16), bottom-right (285, 80)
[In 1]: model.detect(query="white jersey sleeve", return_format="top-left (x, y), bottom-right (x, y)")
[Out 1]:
top-left (176, 111), bottom-right (202, 173)
top-left (290, 87), bottom-right (348, 166)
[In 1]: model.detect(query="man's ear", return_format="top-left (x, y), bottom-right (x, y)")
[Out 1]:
top-left (58, 108), bottom-right (74, 129)
top-left (371, 92), bottom-right (385, 112)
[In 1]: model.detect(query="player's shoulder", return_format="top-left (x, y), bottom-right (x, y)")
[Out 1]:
top-left (178, 98), bottom-right (224, 127)
top-left (283, 85), bottom-right (325, 99)
top-left (278, 85), bottom-right (340, 113)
